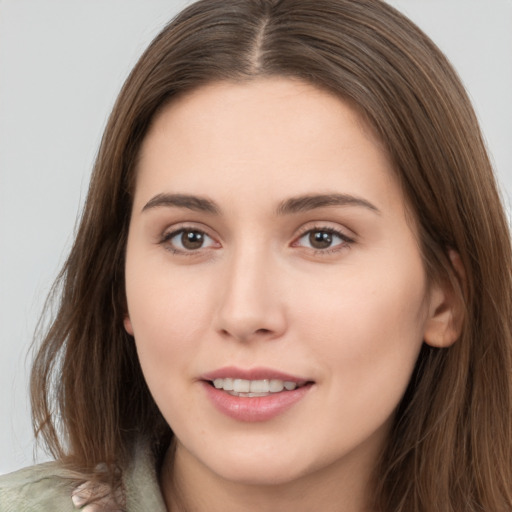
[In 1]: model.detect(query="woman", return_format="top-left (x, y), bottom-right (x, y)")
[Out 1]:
top-left (1, 0), bottom-right (511, 510)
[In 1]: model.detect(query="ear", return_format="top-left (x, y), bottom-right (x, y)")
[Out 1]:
top-left (123, 315), bottom-right (134, 336)
top-left (423, 250), bottom-right (465, 348)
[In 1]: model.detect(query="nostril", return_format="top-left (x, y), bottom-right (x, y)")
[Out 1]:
top-left (255, 328), bottom-right (272, 335)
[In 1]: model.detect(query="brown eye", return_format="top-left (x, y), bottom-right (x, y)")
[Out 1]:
top-left (309, 231), bottom-right (333, 249)
top-left (295, 228), bottom-right (352, 252)
top-left (181, 230), bottom-right (205, 250)
top-left (164, 228), bottom-right (217, 252)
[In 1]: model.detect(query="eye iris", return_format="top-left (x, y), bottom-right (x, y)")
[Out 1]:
top-left (309, 231), bottom-right (332, 249)
top-left (181, 230), bottom-right (204, 250)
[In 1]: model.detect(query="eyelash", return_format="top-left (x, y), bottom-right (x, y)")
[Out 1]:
top-left (159, 225), bottom-right (355, 256)
top-left (159, 226), bottom-right (218, 256)
top-left (292, 225), bottom-right (355, 254)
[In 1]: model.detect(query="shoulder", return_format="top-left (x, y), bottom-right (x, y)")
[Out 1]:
top-left (0, 462), bottom-right (77, 511)
top-left (0, 462), bottom-right (124, 511)
top-left (0, 440), bottom-right (166, 512)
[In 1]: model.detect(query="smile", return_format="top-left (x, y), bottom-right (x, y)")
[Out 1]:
top-left (211, 378), bottom-right (303, 397)
top-left (201, 368), bottom-right (314, 421)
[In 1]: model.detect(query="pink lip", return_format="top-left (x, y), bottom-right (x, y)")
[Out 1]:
top-left (201, 366), bottom-right (309, 384)
top-left (200, 366), bottom-right (314, 422)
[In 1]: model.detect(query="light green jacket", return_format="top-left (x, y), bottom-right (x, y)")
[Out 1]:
top-left (0, 443), bottom-right (167, 511)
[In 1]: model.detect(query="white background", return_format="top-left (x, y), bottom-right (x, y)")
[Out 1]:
top-left (1, 0), bottom-right (511, 474)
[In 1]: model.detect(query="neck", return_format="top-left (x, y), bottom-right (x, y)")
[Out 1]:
top-left (159, 440), bottom-right (378, 512)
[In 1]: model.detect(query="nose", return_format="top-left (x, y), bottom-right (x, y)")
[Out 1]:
top-left (213, 246), bottom-right (287, 343)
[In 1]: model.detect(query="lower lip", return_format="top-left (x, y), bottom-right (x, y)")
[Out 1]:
top-left (202, 382), bottom-right (312, 422)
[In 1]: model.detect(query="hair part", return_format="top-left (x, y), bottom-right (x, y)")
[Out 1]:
top-left (31, 1), bottom-right (512, 510)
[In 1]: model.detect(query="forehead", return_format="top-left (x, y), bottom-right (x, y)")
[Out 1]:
top-left (134, 77), bottom-right (403, 216)
top-left (143, 78), bottom-right (379, 156)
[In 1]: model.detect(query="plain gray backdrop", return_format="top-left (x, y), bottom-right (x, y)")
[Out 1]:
top-left (1, 0), bottom-right (511, 474)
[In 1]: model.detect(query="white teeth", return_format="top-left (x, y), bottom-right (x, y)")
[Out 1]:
top-left (212, 378), bottom-right (300, 394)
top-left (233, 379), bottom-right (250, 393)
top-left (249, 380), bottom-right (269, 393)
top-left (223, 378), bottom-right (234, 391)
top-left (269, 379), bottom-right (284, 392)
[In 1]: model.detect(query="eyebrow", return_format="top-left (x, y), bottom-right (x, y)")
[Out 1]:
top-left (142, 193), bottom-right (220, 214)
top-left (276, 193), bottom-right (380, 215)
top-left (141, 192), bottom-right (380, 216)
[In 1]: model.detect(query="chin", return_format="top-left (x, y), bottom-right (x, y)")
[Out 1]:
top-left (212, 460), bottom-right (307, 487)
top-left (174, 436), bottom-right (299, 485)
top-left (191, 441), bottom-right (321, 487)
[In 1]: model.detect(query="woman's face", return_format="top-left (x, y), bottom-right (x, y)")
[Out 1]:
top-left (124, 78), bottom-right (447, 489)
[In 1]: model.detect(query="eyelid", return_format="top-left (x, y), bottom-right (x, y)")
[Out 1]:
top-left (159, 223), bottom-right (221, 255)
top-left (291, 223), bottom-right (356, 253)
top-left (156, 221), bottom-right (355, 256)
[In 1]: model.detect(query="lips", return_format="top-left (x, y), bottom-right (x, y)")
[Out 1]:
top-left (202, 366), bottom-right (310, 383)
top-left (200, 367), bottom-right (314, 421)
top-left (212, 377), bottom-right (303, 396)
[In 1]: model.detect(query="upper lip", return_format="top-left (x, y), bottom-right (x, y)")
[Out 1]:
top-left (201, 366), bottom-right (311, 385)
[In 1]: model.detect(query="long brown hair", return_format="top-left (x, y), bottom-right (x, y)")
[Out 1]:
top-left (31, 0), bottom-right (512, 510)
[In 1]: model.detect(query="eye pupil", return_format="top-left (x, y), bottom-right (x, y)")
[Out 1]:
top-left (182, 230), bottom-right (204, 250)
top-left (309, 231), bottom-right (332, 249)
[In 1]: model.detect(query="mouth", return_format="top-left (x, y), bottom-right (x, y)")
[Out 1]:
top-left (200, 366), bottom-right (314, 421)
top-left (207, 377), bottom-right (310, 397)
top-left (200, 369), bottom-right (314, 421)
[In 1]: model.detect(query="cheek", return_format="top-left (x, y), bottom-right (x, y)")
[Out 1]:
top-left (297, 258), bottom-right (427, 403)
top-left (125, 267), bottom-right (216, 429)
top-left (125, 261), bottom-right (214, 380)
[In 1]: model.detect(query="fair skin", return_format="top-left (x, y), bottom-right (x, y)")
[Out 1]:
top-left (124, 78), bottom-right (458, 512)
